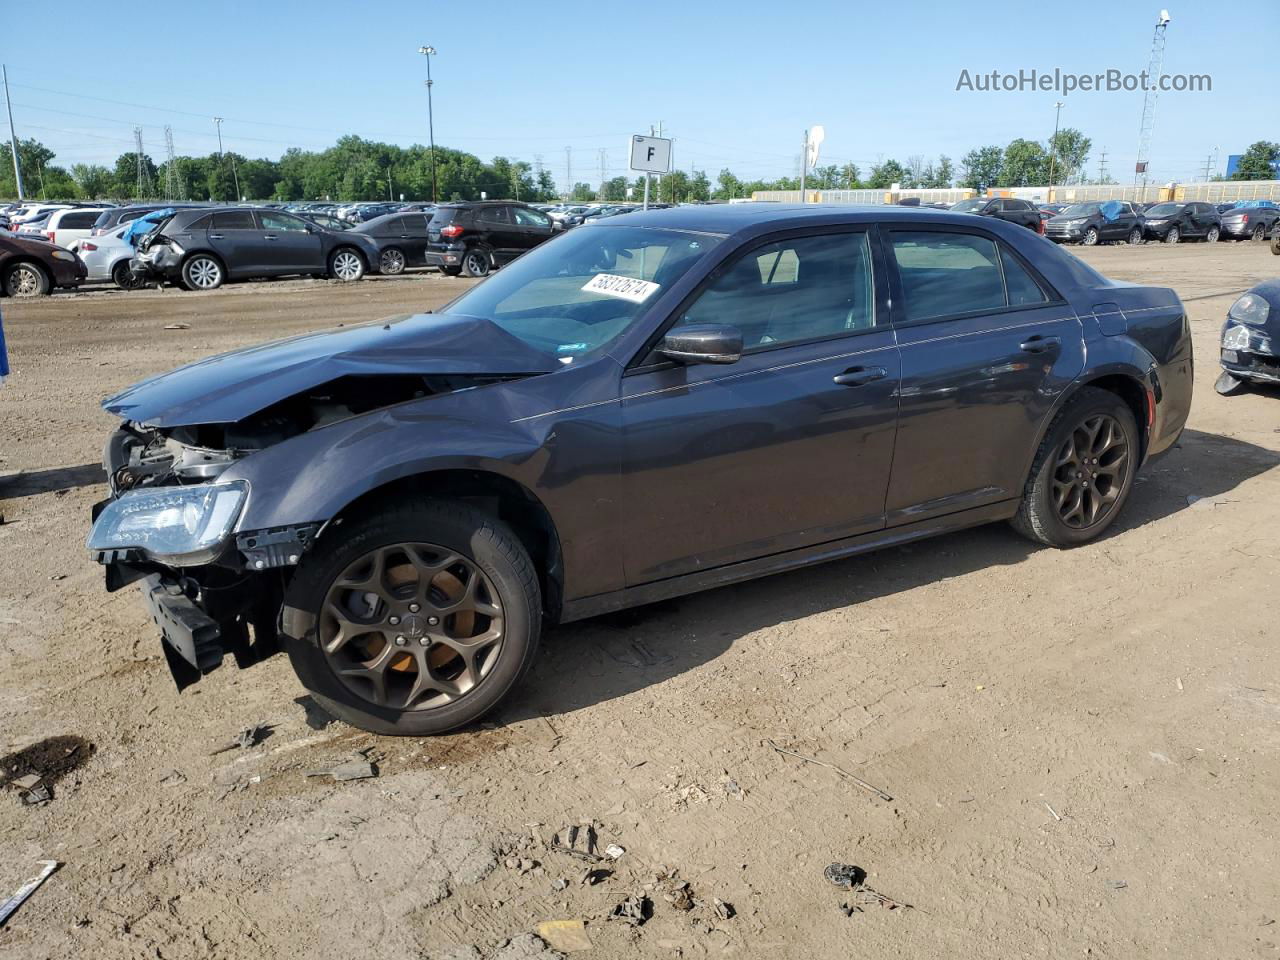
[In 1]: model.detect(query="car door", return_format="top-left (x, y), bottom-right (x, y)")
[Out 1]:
top-left (619, 228), bottom-right (901, 584)
top-left (257, 211), bottom-right (323, 273)
top-left (883, 226), bottom-right (1084, 525)
top-left (205, 210), bottom-right (266, 276)
top-left (475, 205), bottom-right (520, 262)
top-left (511, 206), bottom-right (555, 257)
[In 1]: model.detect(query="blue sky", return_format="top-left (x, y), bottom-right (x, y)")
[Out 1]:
top-left (4, 0), bottom-right (1275, 187)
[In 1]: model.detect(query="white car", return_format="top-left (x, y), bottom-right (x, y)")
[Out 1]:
top-left (9, 203), bottom-right (72, 228)
top-left (45, 207), bottom-right (111, 248)
top-left (71, 225), bottom-right (144, 288)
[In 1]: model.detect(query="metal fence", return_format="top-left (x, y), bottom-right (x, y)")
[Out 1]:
top-left (751, 180), bottom-right (1280, 206)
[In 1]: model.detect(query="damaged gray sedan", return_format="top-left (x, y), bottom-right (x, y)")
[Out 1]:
top-left (88, 205), bottom-right (1193, 734)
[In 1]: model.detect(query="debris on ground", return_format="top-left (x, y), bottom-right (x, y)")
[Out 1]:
top-left (1, 736), bottom-right (94, 806)
top-left (721, 775), bottom-right (744, 800)
top-left (767, 739), bottom-right (893, 801)
top-left (713, 898), bottom-right (735, 920)
top-left (664, 880), bottom-right (695, 911)
top-left (305, 756), bottom-right (378, 782)
top-left (210, 724), bottom-right (270, 755)
top-left (603, 843), bottom-right (625, 860)
top-left (535, 919), bottom-right (593, 952)
top-left (0, 860), bottom-right (60, 927)
top-left (826, 862), bottom-right (912, 910)
top-left (17, 776), bottom-right (51, 806)
top-left (550, 823), bottom-right (602, 862)
top-left (578, 867), bottom-right (610, 886)
top-left (504, 857), bottom-right (539, 876)
top-left (609, 894), bottom-right (652, 926)
top-left (157, 769), bottom-right (187, 787)
top-left (162, 322), bottom-right (191, 330)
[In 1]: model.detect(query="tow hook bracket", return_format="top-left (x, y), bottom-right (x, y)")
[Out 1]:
top-left (141, 575), bottom-right (223, 690)
top-left (237, 524), bottom-right (320, 570)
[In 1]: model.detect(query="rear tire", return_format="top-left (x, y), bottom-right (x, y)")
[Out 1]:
top-left (1205, 226), bottom-right (1220, 243)
top-left (1011, 387), bottom-right (1139, 548)
top-left (112, 260), bottom-right (146, 290)
top-left (282, 500), bottom-right (541, 736)
top-left (379, 247), bottom-right (406, 275)
top-left (441, 265), bottom-right (462, 277)
top-left (1252, 223), bottom-right (1266, 242)
top-left (181, 253), bottom-right (224, 291)
top-left (3, 261), bottom-right (50, 297)
top-left (462, 246), bottom-right (491, 278)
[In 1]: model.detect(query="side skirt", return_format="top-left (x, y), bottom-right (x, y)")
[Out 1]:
top-left (559, 499), bottom-right (1020, 623)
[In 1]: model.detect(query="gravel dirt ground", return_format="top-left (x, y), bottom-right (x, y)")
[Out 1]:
top-left (1, 245), bottom-right (1278, 960)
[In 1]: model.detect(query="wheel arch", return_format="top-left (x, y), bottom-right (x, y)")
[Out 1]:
top-left (330, 244), bottom-right (369, 268)
top-left (324, 468), bottom-right (565, 623)
top-left (2, 256), bottom-right (52, 288)
top-left (1031, 369), bottom-right (1153, 473)
top-left (182, 247), bottom-right (228, 278)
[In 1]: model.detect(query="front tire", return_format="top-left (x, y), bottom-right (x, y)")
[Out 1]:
top-left (1082, 227), bottom-right (1100, 246)
top-left (1164, 226), bottom-right (1180, 244)
top-left (1127, 227), bottom-right (1143, 245)
top-left (379, 247), bottom-right (406, 275)
top-left (282, 500), bottom-right (541, 735)
top-left (462, 247), bottom-right (491, 278)
top-left (329, 248), bottom-right (366, 282)
top-left (181, 253), bottom-right (224, 291)
top-left (1011, 387), bottom-right (1139, 547)
top-left (3, 261), bottom-right (50, 297)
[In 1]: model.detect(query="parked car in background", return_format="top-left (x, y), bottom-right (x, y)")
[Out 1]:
top-left (71, 224), bottom-right (146, 289)
top-left (8, 203), bottom-right (72, 229)
top-left (337, 203), bottom-right (398, 224)
top-left (297, 212), bottom-right (354, 232)
top-left (351, 212), bottom-right (433, 274)
top-left (130, 207), bottom-right (382, 290)
top-left (91, 203), bottom-right (209, 237)
top-left (1215, 202), bottom-right (1237, 214)
top-left (46, 207), bottom-right (110, 248)
top-left (1, 230), bottom-right (86, 296)
top-left (426, 201), bottom-right (556, 277)
top-left (1216, 280), bottom-right (1280, 394)
top-left (1142, 202), bottom-right (1221, 243)
top-left (1219, 200), bottom-right (1280, 242)
top-left (1044, 201), bottom-right (1146, 246)
top-left (85, 204), bottom-right (1193, 735)
top-left (948, 197), bottom-right (1043, 231)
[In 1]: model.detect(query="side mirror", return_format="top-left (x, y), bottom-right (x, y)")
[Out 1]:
top-left (659, 323), bottom-right (743, 365)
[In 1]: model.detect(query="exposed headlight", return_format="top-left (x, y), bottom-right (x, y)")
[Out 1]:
top-left (51, 248), bottom-right (76, 261)
top-left (1064, 218), bottom-right (1087, 226)
top-left (87, 481), bottom-right (247, 565)
top-left (1223, 324), bottom-right (1254, 351)
top-left (1228, 293), bottom-right (1270, 326)
top-left (1148, 218), bottom-right (1166, 224)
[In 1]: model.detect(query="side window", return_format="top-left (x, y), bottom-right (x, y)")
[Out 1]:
top-left (890, 231), bottom-right (1046, 322)
top-left (671, 232), bottom-right (876, 350)
top-left (259, 212), bottom-right (308, 231)
top-left (513, 207), bottom-right (551, 228)
top-left (185, 214), bottom-right (213, 231)
top-left (211, 211), bottom-right (256, 230)
top-left (477, 206), bottom-right (510, 225)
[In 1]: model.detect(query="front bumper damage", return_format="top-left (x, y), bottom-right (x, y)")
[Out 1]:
top-left (92, 517), bottom-right (319, 690)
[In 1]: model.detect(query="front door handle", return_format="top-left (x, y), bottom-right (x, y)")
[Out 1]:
top-left (833, 365), bottom-right (888, 386)
top-left (263, 234), bottom-right (278, 241)
top-left (208, 233), bottom-right (224, 240)
top-left (1019, 335), bottom-right (1061, 354)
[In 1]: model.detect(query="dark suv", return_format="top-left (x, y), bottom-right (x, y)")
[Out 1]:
top-left (351, 212), bottom-right (432, 275)
top-left (1045, 201), bottom-right (1146, 246)
top-left (130, 207), bottom-right (383, 290)
top-left (1142, 202), bottom-right (1222, 243)
top-left (426, 201), bottom-right (556, 277)
top-left (88, 205), bottom-right (1193, 736)
top-left (949, 197), bottom-right (1043, 231)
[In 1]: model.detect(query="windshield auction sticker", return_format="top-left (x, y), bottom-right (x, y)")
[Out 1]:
top-left (581, 273), bottom-right (660, 304)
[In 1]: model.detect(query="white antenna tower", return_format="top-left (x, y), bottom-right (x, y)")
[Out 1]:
top-left (163, 125), bottom-right (183, 201)
top-left (1133, 9), bottom-right (1171, 192)
top-left (133, 127), bottom-right (152, 199)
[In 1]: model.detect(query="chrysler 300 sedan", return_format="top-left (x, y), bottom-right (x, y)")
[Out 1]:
top-left (88, 205), bottom-right (1194, 735)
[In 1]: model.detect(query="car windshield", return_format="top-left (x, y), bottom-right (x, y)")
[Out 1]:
top-left (1060, 203), bottom-right (1101, 217)
top-left (1145, 203), bottom-right (1182, 216)
top-left (444, 225), bottom-right (723, 361)
top-left (950, 199), bottom-right (987, 213)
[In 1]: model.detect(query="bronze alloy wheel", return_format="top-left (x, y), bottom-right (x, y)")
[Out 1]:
top-left (319, 542), bottom-right (504, 711)
top-left (1052, 413), bottom-right (1130, 529)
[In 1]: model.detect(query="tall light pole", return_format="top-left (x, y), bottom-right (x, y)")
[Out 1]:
top-left (3, 65), bottom-right (24, 200)
top-left (418, 46), bottom-right (439, 203)
top-left (1047, 100), bottom-right (1064, 197)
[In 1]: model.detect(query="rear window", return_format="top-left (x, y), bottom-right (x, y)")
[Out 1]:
top-left (92, 210), bottom-right (115, 229)
top-left (429, 207), bottom-right (466, 226)
top-left (58, 211), bottom-right (100, 229)
top-left (890, 231), bottom-right (1046, 322)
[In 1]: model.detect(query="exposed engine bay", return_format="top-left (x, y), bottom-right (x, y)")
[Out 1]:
top-left (105, 373), bottom-right (521, 494)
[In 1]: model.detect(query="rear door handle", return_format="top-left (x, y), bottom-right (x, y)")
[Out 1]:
top-left (264, 234), bottom-right (278, 241)
top-left (1019, 335), bottom-right (1061, 354)
top-left (208, 233), bottom-right (224, 240)
top-left (833, 365), bottom-right (888, 386)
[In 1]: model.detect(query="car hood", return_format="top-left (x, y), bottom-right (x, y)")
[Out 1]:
top-left (103, 312), bottom-right (558, 427)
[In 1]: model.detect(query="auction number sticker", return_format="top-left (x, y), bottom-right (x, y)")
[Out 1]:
top-left (581, 273), bottom-right (660, 304)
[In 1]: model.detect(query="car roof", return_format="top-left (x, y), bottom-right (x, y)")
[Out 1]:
top-left (602, 203), bottom-right (970, 236)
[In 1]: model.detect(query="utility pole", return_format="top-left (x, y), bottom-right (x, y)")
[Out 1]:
top-left (598, 148), bottom-right (606, 199)
top-left (1097, 147), bottom-right (1109, 184)
top-left (163, 125), bottom-right (181, 201)
top-left (213, 117), bottom-right (226, 202)
top-left (1201, 151), bottom-right (1213, 182)
top-left (1047, 100), bottom-right (1064, 197)
top-left (1134, 10), bottom-right (1171, 195)
top-left (800, 129), bottom-right (809, 202)
top-left (133, 127), bottom-right (150, 199)
top-left (418, 46), bottom-right (438, 202)
top-left (2, 64), bottom-right (24, 200)
top-left (564, 145), bottom-right (572, 200)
